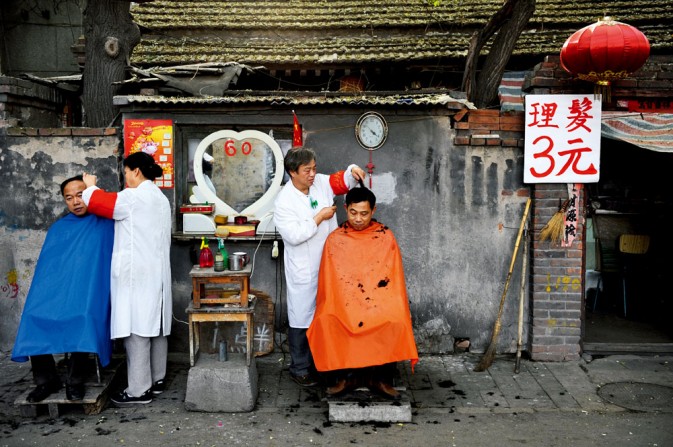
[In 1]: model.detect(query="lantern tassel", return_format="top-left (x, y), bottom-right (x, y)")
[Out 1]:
top-left (594, 80), bottom-right (611, 103)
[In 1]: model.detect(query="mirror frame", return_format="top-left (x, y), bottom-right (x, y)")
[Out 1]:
top-left (192, 129), bottom-right (284, 218)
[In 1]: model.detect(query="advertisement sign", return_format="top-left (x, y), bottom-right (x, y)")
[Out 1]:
top-left (123, 119), bottom-right (174, 189)
top-left (524, 95), bottom-right (601, 183)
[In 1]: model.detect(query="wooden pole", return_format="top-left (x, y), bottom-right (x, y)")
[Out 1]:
top-left (514, 224), bottom-right (529, 374)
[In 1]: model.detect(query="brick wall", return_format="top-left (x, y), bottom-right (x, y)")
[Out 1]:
top-left (0, 76), bottom-right (64, 128)
top-left (530, 184), bottom-right (584, 361)
top-left (453, 109), bottom-right (584, 361)
top-left (524, 55), bottom-right (673, 101)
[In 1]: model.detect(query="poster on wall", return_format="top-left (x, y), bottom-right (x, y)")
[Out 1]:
top-left (524, 94), bottom-right (601, 184)
top-left (123, 119), bottom-right (174, 189)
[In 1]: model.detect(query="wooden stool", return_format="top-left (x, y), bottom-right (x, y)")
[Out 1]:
top-left (189, 265), bottom-right (251, 308)
top-left (186, 301), bottom-right (256, 366)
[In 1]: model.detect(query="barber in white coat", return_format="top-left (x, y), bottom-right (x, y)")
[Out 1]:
top-left (82, 152), bottom-right (172, 406)
top-left (274, 147), bottom-right (365, 387)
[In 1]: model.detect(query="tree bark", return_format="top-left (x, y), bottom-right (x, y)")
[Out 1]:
top-left (461, 0), bottom-right (536, 108)
top-left (81, 0), bottom-right (140, 128)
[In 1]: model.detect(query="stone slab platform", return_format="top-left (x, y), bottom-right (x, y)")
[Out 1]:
top-left (185, 353), bottom-right (257, 413)
top-left (327, 387), bottom-right (412, 423)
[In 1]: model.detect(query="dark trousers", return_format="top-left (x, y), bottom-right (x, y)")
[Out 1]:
top-left (30, 353), bottom-right (89, 386)
top-left (288, 327), bottom-right (314, 377)
top-left (327, 362), bottom-right (398, 387)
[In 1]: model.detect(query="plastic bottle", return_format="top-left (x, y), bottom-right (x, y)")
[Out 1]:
top-left (214, 251), bottom-right (225, 272)
top-left (199, 237), bottom-right (214, 268)
top-left (217, 238), bottom-right (229, 270)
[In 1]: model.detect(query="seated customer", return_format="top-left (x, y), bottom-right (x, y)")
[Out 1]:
top-left (12, 175), bottom-right (114, 402)
top-left (307, 187), bottom-right (418, 399)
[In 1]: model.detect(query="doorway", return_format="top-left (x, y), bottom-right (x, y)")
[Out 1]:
top-left (583, 139), bottom-right (673, 354)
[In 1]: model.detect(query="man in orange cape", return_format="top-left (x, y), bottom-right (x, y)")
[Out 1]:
top-left (307, 187), bottom-right (418, 399)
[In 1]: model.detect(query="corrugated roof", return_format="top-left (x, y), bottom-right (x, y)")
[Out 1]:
top-left (129, 0), bottom-right (673, 67)
top-left (113, 91), bottom-right (475, 109)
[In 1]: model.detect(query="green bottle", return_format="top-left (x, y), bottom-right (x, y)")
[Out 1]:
top-left (217, 238), bottom-right (229, 270)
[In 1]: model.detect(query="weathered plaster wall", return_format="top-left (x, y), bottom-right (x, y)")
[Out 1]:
top-left (152, 108), bottom-right (529, 354)
top-left (0, 108), bottom-right (530, 357)
top-left (0, 128), bottom-right (119, 351)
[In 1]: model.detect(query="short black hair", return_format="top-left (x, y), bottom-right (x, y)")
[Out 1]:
top-left (284, 147), bottom-right (315, 175)
top-left (345, 187), bottom-right (376, 209)
top-left (60, 175), bottom-right (83, 196)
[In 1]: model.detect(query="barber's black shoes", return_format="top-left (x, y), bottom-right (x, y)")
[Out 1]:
top-left (27, 380), bottom-right (62, 403)
top-left (111, 389), bottom-right (153, 407)
top-left (151, 379), bottom-right (166, 395)
top-left (66, 383), bottom-right (85, 401)
top-left (290, 373), bottom-right (319, 387)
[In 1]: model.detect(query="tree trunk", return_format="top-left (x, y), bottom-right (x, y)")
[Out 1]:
top-left (473, 0), bottom-right (536, 108)
top-left (81, 0), bottom-right (140, 128)
top-left (461, 0), bottom-right (536, 108)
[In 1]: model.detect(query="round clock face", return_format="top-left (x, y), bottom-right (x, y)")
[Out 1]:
top-left (355, 112), bottom-right (388, 150)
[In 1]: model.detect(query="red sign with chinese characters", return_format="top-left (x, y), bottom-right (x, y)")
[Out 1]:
top-left (524, 95), bottom-right (601, 183)
top-left (123, 119), bottom-right (174, 189)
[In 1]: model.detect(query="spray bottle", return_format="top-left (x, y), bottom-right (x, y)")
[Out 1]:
top-left (217, 238), bottom-right (229, 271)
top-left (199, 237), bottom-right (214, 268)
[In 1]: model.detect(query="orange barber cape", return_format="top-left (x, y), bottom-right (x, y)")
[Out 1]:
top-left (307, 221), bottom-right (418, 372)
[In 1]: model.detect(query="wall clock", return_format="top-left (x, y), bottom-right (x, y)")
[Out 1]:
top-left (355, 112), bottom-right (388, 150)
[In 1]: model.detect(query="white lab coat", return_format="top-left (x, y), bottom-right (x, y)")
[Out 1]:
top-left (273, 166), bottom-right (357, 328)
top-left (83, 180), bottom-right (172, 339)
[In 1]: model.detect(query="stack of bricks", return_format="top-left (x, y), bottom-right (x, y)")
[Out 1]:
top-left (453, 109), bottom-right (525, 148)
top-left (525, 55), bottom-right (673, 100)
top-left (529, 184), bottom-right (584, 361)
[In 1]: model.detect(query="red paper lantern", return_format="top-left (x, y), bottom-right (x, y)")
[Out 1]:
top-left (560, 17), bottom-right (650, 101)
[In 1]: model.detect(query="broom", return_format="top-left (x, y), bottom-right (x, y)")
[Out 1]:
top-left (474, 198), bottom-right (531, 372)
top-left (539, 198), bottom-right (570, 246)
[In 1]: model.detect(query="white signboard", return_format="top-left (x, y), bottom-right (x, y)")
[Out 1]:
top-left (524, 94), bottom-right (601, 183)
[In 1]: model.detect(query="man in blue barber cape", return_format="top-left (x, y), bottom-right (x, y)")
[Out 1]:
top-left (12, 175), bottom-right (114, 402)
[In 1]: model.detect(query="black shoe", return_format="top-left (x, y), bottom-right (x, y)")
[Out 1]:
top-left (290, 373), bottom-right (319, 387)
top-left (151, 379), bottom-right (166, 395)
top-left (110, 389), bottom-right (153, 407)
top-left (27, 381), bottom-right (62, 403)
top-left (66, 383), bottom-right (85, 401)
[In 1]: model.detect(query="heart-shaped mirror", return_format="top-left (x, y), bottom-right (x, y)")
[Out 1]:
top-left (192, 130), bottom-right (283, 221)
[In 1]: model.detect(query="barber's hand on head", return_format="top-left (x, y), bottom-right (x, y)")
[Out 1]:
top-left (82, 173), bottom-right (97, 188)
top-left (352, 166), bottom-right (366, 183)
top-left (314, 205), bottom-right (337, 225)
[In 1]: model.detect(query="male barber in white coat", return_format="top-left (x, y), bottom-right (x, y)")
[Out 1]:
top-left (274, 147), bottom-right (365, 387)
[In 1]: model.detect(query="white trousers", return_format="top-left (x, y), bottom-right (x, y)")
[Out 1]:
top-left (123, 333), bottom-right (167, 397)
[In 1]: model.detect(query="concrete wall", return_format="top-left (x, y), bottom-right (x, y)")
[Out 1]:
top-left (135, 107), bottom-right (530, 355)
top-left (0, 106), bottom-right (531, 356)
top-left (0, 127), bottom-right (119, 351)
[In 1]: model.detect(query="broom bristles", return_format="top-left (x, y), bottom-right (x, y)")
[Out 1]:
top-left (475, 319), bottom-right (502, 371)
top-left (539, 199), bottom-right (570, 245)
top-left (539, 211), bottom-right (565, 245)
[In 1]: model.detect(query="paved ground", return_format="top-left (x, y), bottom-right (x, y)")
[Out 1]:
top-left (1, 350), bottom-right (672, 446)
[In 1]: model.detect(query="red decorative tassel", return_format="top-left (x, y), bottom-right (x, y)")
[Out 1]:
top-left (292, 111), bottom-right (302, 147)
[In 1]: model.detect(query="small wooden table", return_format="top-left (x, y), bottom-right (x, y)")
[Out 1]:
top-left (189, 264), bottom-right (251, 308)
top-left (186, 300), bottom-right (256, 366)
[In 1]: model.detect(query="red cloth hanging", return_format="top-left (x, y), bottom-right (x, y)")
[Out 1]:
top-left (292, 111), bottom-right (303, 147)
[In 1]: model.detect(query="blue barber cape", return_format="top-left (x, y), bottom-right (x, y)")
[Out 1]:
top-left (11, 213), bottom-right (114, 366)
